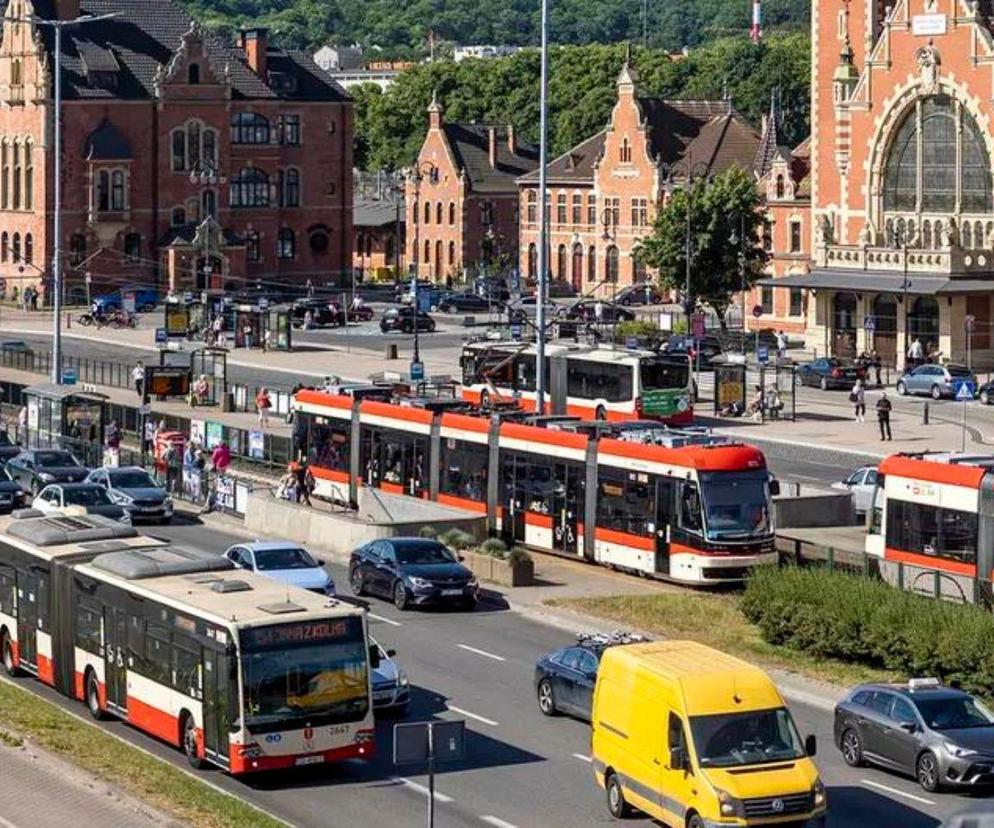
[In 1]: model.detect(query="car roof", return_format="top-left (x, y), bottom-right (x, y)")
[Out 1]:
top-left (388, 537), bottom-right (443, 548)
top-left (237, 540), bottom-right (308, 552)
top-left (106, 466), bottom-right (148, 475)
top-left (58, 482), bottom-right (103, 490)
top-left (855, 682), bottom-right (970, 701)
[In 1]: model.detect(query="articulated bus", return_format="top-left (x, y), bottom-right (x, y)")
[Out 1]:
top-left (295, 390), bottom-right (776, 584)
top-left (866, 452), bottom-right (994, 604)
top-left (460, 341), bottom-right (694, 424)
top-left (0, 514), bottom-right (375, 773)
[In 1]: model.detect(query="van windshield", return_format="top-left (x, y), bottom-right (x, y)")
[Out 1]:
top-left (690, 707), bottom-right (806, 768)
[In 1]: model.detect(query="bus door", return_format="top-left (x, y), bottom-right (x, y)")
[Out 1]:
top-left (552, 462), bottom-right (581, 555)
top-left (654, 477), bottom-right (676, 576)
top-left (16, 571), bottom-right (39, 673)
top-left (103, 606), bottom-right (128, 714)
top-left (202, 646), bottom-right (231, 765)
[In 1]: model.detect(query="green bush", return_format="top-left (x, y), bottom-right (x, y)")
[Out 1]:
top-left (439, 528), bottom-right (474, 551)
top-left (418, 525), bottom-right (438, 539)
top-left (742, 567), bottom-right (994, 697)
top-left (478, 537), bottom-right (508, 558)
top-left (508, 547), bottom-right (533, 567)
top-left (614, 319), bottom-right (661, 345)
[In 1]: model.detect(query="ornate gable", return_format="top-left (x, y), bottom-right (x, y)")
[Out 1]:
top-left (153, 23), bottom-right (229, 99)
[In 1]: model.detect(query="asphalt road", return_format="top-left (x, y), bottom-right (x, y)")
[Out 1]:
top-left (2, 514), bottom-right (975, 828)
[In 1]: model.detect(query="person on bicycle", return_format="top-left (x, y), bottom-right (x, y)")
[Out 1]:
top-left (90, 299), bottom-right (104, 324)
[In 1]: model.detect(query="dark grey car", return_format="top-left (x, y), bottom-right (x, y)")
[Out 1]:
top-left (834, 679), bottom-right (994, 792)
top-left (6, 449), bottom-right (89, 494)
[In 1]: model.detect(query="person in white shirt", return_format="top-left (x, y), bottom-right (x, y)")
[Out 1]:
top-left (132, 361), bottom-right (145, 399)
top-left (775, 330), bottom-right (787, 360)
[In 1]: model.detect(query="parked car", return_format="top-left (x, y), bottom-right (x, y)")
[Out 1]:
top-left (93, 285), bottom-right (158, 313)
top-left (561, 300), bottom-right (635, 324)
top-left (86, 466), bottom-right (173, 523)
top-left (980, 380), bottom-right (994, 406)
top-left (0, 340), bottom-right (32, 354)
top-left (380, 306), bottom-right (436, 334)
top-left (6, 449), bottom-right (89, 494)
top-left (290, 299), bottom-right (344, 328)
top-left (31, 483), bottom-right (130, 524)
top-left (896, 363), bottom-right (977, 400)
top-left (832, 465), bottom-right (879, 516)
top-left (224, 541), bottom-right (335, 596)
top-left (535, 632), bottom-right (648, 722)
top-left (614, 284), bottom-right (664, 306)
top-left (662, 334), bottom-right (724, 364)
top-left (547, 279), bottom-right (577, 298)
top-left (349, 538), bottom-right (478, 610)
top-left (474, 277), bottom-right (511, 302)
top-left (0, 467), bottom-right (26, 514)
top-left (797, 357), bottom-right (863, 390)
top-left (437, 290), bottom-right (494, 314)
top-left (835, 678), bottom-right (994, 792)
top-left (0, 430), bottom-right (20, 465)
top-left (345, 302), bottom-right (375, 322)
top-left (370, 637), bottom-right (410, 713)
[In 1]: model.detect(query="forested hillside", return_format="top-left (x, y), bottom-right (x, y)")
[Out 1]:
top-left (181, 0), bottom-right (808, 54)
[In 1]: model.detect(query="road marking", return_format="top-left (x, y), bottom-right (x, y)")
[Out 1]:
top-left (369, 613), bottom-right (403, 627)
top-left (0, 815), bottom-right (20, 828)
top-left (447, 704), bottom-right (499, 726)
top-left (457, 644), bottom-right (506, 662)
top-left (480, 816), bottom-right (518, 828)
top-left (393, 776), bottom-right (454, 803)
top-left (572, 753), bottom-right (592, 763)
top-left (860, 779), bottom-right (936, 806)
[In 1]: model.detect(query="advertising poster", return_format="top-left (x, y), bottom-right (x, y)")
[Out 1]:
top-left (189, 419), bottom-right (205, 448)
top-left (205, 421), bottom-right (223, 449)
top-left (249, 430), bottom-right (265, 460)
top-left (182, 467), bottom-right (202, 501)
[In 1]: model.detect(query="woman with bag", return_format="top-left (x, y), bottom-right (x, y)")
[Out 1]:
top-left (255, 387), bottom-right (272, 428)
top-left (850, 378), bottom-right (866, 422)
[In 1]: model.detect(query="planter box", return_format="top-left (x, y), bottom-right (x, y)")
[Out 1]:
top-left (463, 549), bottom-right (534, 587)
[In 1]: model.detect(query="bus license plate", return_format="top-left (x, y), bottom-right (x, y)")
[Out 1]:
top-left (442, 589), bottom-right (462, 596)
top-left (296, 755), bottom-right (324, 766)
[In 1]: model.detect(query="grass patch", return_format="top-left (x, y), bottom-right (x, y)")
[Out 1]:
top-left (0, 679), bottom-right (285, 828)
top-left (547, 591), bottom-right (896, 689)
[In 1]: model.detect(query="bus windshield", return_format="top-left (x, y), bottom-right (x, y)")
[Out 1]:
top-left (640, 358), bottom-right (690, 391)
top-left (240, 616), bottom-right (369, 732)
top-left (698, 470), bottom-right (772, 541)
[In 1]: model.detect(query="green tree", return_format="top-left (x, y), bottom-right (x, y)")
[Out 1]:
top-left (635, 166), bottom-right (769, 325)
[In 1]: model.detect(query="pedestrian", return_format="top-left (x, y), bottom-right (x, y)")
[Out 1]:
top-left (105, 420), bottom-right (121, 466)
top-left (871, 349), bottom-right (883, 387)
top-left (294, 459), bottom-right (313, 506)
top-left (242, 321), bottom-right (253, 349)
top-left (303, 308), bottom-right (313, 331)
top-left (255, 386), bottom-right (272, 428)
top-left (851, 378), bottom-right (866, 422)
top-left (183, 440), bottom-right (197, 471)
top-left (211, 440), bottom-right (231, 474)
top-left (748, 385), bottom-right (764, 421)
top-left (907, 336), bottom-right (924, 367)
top-left (17, 404), bottom-right (27, 443)
top-left (29, 286), bottom-right (37, 311)
top-left (775, 329), bottom-right (787, 360)
top-left (876, 391), bottom-right (893, 441)
top-left (594, 300), bottom-right (604, 324)
top-left (132, 360), bottom-right (145, 398)
top-left (306, 278), bottom-right (314, 298)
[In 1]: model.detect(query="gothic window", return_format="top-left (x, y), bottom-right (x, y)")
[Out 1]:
top-left (172, 129), bottom-right (186, 172)
top-left (231, 112), bottom-right (270, 145)
top-left (310, 230), bottom-right (329, 254)
top-left (449, 201), bottom-right (456, 225)
top-left (883, 95), bottom-right (993, 214)
top-left (605, 245), bottom-right (619, 282)
top-left (245, 229), bottom-right (261, 261)
top-left (1, 141), bottom-right (7, 209)
top-left (110, 170), bottom-right (126, 210)
top-left (96, 170), bottom-right (110, 212)
top-left (23, 140), bottom-right (31, 209)
top-left (1, 232), bottom-right (7, 262)
top-left (587, 245), bottom-right (596, 281)
top-left (12, 232), bottom-right (20, 262)
top-left (230, 167), bottom-right (270, 208)
top-left (188, 120), bottom-right (201, 168)
top-left (188, 63), bottom-right (200, 85)
top-left (620, 137), bottom-right (631, 164)
top-left (12, 142), bottom-right (20, 209)
top-left (423, 201), bottom-right (431, 224)
top-left (276, 227), bottom-right (295, 259)
top-left (24, 233), bottom-right (32, 264)
top-left (448, 241), bottom-right (455, 265)
top-left (124, 232), bottom-right (141, 262)
top-left (528, 243), bottom-right (537, 279)
top-left (775, 174), bottom-right (785, 199)
top-left (557, 244), bottom-right (567, 280)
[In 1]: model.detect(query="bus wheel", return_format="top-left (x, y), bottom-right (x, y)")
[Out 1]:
top-left (182, 713), bottom-right (206, 770)
top-left (85, 670), bottom-right (106, 720)
top-left (1, 631), bottom-right (16, 677)
top-left (595, 405), bottom-right (607, 421)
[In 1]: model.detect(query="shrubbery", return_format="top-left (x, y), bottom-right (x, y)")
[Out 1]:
top-left (742, 566), bottom-right (994, 698)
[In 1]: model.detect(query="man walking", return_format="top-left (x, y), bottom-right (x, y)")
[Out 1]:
top-left (775, 329), bottom-right (787, 361)
top-left (876, 391), bottom-right (893, 441)
top-left (132, 360), bottom-right (145, 399)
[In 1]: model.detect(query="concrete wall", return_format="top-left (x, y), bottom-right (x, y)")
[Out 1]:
top-left (774, 489), bottom-right (856, 529)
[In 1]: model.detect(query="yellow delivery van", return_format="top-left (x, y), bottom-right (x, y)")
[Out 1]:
top-left (591, 640), bottom-right (826, 826)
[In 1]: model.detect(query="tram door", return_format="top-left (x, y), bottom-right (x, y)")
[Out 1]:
top-left (16, 570), bottom-right (39, 672)
top-left (654, 477), bottom-right (676, 576)
top-left (552, 462), bottom-right (582, 555)
top-left (500, 452), bottom-right (527, 545)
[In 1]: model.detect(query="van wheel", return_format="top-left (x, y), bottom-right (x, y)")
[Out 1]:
top-left (85, 670), bottom-right (105, 720)
top-left (182, 713), bottom-right (206, 770)
top-left (1, 631), bottom-right (16, 677)
top-left (686, 815), bottom-right (706, 828)
top-left (605, 772), bottom-right (632, 818)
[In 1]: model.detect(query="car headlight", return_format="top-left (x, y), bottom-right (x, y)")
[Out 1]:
top-left (813, 777), bottom-right (826, 808)
top-left (944, 741), bottom-right (979, 759)
top-left (163, 497), bottom-right (173, 509)
top-left (38, 473), bottom-right (54, 482)
top-left (398, 671), bottom-right (409, 687)
top-left (325, 579), bottom-right (337, 596)
top-left (407, 575), bottom-right (433, 590)
top-left (715, 788), bottom-right (743, 818)
top-left (109, 490), bottom-right (133, 505)
top-left (467, 576), bottom-right (478, 589)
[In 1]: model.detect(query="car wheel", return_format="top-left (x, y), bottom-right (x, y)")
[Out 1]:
top-left (445, 304), bottom-right (458, 314)
top-left (686, 816), bottom-right (706, 828)
top-left (931, 384), bottom-right (943, 401)
top-left (393, 581), bottom-right (409, 611)
top-left (605, 772), bottom-right (632, 819)
top-left (1, 630), bottom-right (16, 677)
top-left (537, 678), bottom-right (558, 716)
top-left (896, 380), bottom-right (908, 396)
top-left (182, 713), bottom-right (206, 770)
top-left (86, 669), bottom-right (105, 720)
top-left (819, 376), bottom-right (828, 391)
top-left (349, 567), bottom-right (365, 596)
top-left (982, 389), bottom-right (990, 405)
top-left (917, 751), bottom-right (942, 793)
top-left (427, 322), bottom-right (436, 332)
top-left (840, 728), bottom-right (864, 767)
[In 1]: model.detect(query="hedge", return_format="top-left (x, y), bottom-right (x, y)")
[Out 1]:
top-left (742, 566), bottom-right (994, 698)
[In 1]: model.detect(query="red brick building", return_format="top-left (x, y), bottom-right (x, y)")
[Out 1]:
top-left (0, 0), bottom-right (353, 302)
top-left (406, 95), bottom-right (537, 282)
top-left (517, 63), bottom-right (761, 298)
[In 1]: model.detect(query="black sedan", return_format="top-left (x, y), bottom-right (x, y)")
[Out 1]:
top-left (561, 301), bottom-right (635, 324)
top-left (380, 307), bottom-right (436, 334)
top-left (663, 334), bottom-right (724, 364)
top-left (797, 357), bottom-right (863, 390)
top-left (0, 429), bottom-right (19, 465)
top-left (615, 284), bottom-right (664, 306)
top-left (0, 467), bottom-right (26, 513)
top-left (6, 449), bottom-right (89, 495)
top-left (290, 300), bottom-right (344, 328)
top-left (349, 538), bottom-right (478, 611)
top-left (437, 291), bottom-right (494, 314)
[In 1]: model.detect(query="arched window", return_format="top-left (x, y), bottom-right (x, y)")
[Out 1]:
top-left (423, 201), bottom-right (431, 224)
top-left (276, 227), bottom-right (295, 259)
top-left (527, 191), bottom-right (537, 224)
top-left (448, 240), bottom-right (455, 265)
top-left (124, 232), bottom-right (141, 262)
top-left (23, 233), bottom-right (32, 264)
top-left (557, 244), bottom-right (567, 280)
top-left (310, 230), bottom-right (329, 254)
top-left (527, 243), bottom-right (537, 279)
top-left (11, 59), bottom-right (21, 87)
top-left (231, 112), bottom-right (270, 144)
top-left (188, 63), bottom-right (200, 85)
top-left (23, 140), bottom-right (31, 210)
top-left (963, 222), bottom-right (973, 249)
top-left (96, 169), bottom-right (110, 212)
top-left (230, 167), bottom-right (270, 207)
top-left (12, 232), bottom-right (20, 262)
top-left (883, 95), bottom-right (993, 214)
top-left (1, 232), bottom-right (8, 263)
top-left (203, 128), bottom-right (216, 164)
top-left (436, 202), bottom-right (443, 225)
top-left (12, 141), bottom-right (21, 209)
top-left (283, 168), bottom-right (300, 207)
top-left (449, 202), bottom-right (456, 225)
top-left (571, 243), bottom-right (583, 288)
top-left (909, 296), bottom-right (940, 344)
top-left (171, 207), bottom-right (186, 227)
top-left (588, 245), bottom-right (596, 281)
top-left (633, 256), bottom-right (647, 283)
top-left (423, 239), bottom-right (430, 264)
top-left (244, 229), bottom-right (261, 262)
top-left (1, 141), bottom-right (8, 209)
top-left (775, 174), bottom-right (785, 199)
top-left (110, 170), bottom-right (126, 210)
top-left (833, 292), bottom-right (858, 331)
top-left (69, 233), bottom-right (86, 266)
top-left (187, 120), bottom-right (201, 168)
top-left (171, 129), bottom-right (186, 172)
top-left (434, 240), bottom-right (442, 277)
top-left (873, 294), bottom-right (897, 336)
top-left (620, 137), bottom-right (631, 164)
top-left (605, 245), bottom-right (619, 282)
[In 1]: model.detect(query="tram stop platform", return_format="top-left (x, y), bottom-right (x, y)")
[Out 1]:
top-left (775, 525), bottom-right (870, 572)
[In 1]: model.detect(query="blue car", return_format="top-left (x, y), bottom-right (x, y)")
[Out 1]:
top-left (92, 285), bottom-right (159, 313)
top-left (224, 541), bottom-right (335, 595)
top-left (896, 363), bottom-right (977, 400)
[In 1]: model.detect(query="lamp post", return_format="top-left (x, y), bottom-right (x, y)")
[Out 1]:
top-left (895, 224), bottom-right (912, 370)
top-left (406, 160), bottom-right (437, 375)
top-left (535, 0), bottom-right (551, 415)
top-left (730, 212), bottom-right (748, 354)
top-left (661, 160), bottom-right (711, 326)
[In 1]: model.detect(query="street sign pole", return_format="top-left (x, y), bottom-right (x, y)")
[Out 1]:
top-left (955, 380), bottom-right (975, 453)
top-left (966, 314), bottom-right (975, 371)
top-left (427, 723), bottom-right (435, 828)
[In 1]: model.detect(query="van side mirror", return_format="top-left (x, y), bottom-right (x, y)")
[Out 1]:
top-left (804, 734), bottom-right (817, 757)
top-left (769, 478), bottom-right (781, 497)
top-left (369, 644), bottom-right (381, 670)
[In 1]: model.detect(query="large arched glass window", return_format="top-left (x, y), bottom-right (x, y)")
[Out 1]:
top-left (605, 245), bottom-right (619, 282)
top-left (230, 167), bottom-right (270, 208)
top-left (883, 95), bottom-right (993, 214)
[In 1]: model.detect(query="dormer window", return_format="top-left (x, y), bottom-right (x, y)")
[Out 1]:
top-left (620, 137), bottom-right (632, 164)
top-left (775, 174), bottom-right (785, 199)
top-left (188, 63), bottom-right (200, 85)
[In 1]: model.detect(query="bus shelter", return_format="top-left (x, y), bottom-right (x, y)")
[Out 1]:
top-left (264, 308), bottom-right (292, 352)
top-left (163, 296), bottom-right (208, 339)
top-left (23, 383), bottom-right (108, 466)
top-left (190, 347), bottom-right (227, 407)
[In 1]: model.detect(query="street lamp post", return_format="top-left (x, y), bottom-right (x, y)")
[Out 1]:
top-left (535, 0), bottom-right (551, 415)
top-left (407, 161), bottom-right (437, 374)
top-left (730, 212), bottom-right (748, 354)
top-left (896, 225), bottom-right (912, 370)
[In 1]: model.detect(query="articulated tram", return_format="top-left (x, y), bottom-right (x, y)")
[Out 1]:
top-left (294, 390), bottom-right (777, 584)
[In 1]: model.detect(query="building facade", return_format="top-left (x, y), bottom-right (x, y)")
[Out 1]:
top-left (353, 171), bottom-right (405, 279)
top-left (517, 64), bottom-right (761, 297)
top-left (406, 96), bottom-right (538, 282)
top-left (0, 0), bottom-right (353, 302)
top-left (762, 0), bottom-right (994, 367)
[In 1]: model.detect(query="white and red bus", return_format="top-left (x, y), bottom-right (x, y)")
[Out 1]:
top-left (294, 390), bottom-right (777, 584)
top-left (460, 341), bottom-right (694, 424)
top-left (0, 513), bottom-right (375, 773)
top-left (866, 452), bottom-right (992, 603)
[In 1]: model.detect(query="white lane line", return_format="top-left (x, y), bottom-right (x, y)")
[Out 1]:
top-left (481, 816), bottom-right (518, 828)
top-left (392, 776), bottom-right (455, 804)
top-left (457, 644), bottom-right (506, 662)
top-left (572, 753), bottom-right (592, 763)
top-left (369, 613), bottom-right (403, 627)
top-left (447, 704), bottom-right (499, 727)
top-left (860, 779), bottom-right (936, 806)
top-left (0, 814), bottom-right (21, 828)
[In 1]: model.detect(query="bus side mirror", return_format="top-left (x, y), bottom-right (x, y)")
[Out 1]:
top-left (804, 734), bottom-right (817, 757)
top-left (769, 478), bottom-right (781, 496)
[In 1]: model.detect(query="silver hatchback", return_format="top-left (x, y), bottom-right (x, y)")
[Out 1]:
top-left (896, 364), bottom-right (977, 399)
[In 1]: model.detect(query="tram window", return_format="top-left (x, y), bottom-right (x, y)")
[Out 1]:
top-left (884, 498), bottom-right (977, 563)
top-left (0, 566), bottom-right (13, 615)
top-left (440, 438), bottom-right (488, 501)
top-left (597, 469), bottom-right (654, 537)
top-left (76, 602), bottom-right (102, 654)
top-left (362, 426), bottom-right (427, 493)
top-left (680, 482), bottom-right (703, 532)
top-left (310, 417), bottom-right (350, 473)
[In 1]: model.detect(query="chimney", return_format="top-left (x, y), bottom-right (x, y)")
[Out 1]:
top-left (55, 0), bottom-right (81, 20)
top-left (488, 127), bottom-right (497, 168)
top-left (243, 28), bottom-right (269, 77)
top-left (507, 123), bottom-right (516, 155)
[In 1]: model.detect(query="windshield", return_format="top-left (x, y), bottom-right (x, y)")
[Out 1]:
top-left (0, 431), bottom-right (12, 447)
top-left (641, 358), bottom-right (690, 391)
top-left (240, 616), bottom-right (369, 732)
top-left (691, 707), bottom-right (806, 768)
top-left (109, 470), bottom-right (157, 488)
top-left (63, 487), bottom-right (111, 506)
top-left (36, 451), bottom-right (78, 468)
top-left (913, 695), bottom-right (994, 730)
top-left (254, 547), bottom-right (319, 571)
top-left (698, 470), bottom-right (772, 540)
top-left (395, 542), bottom-right (456, 565)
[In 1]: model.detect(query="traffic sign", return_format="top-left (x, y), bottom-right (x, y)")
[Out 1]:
top-left (752, 304), bottom-right (764, 319)
top-left (259, 297), bottom-right (270, 311)
top-left (863, 315), bottom-right (876, 332)
top-left (625, 337), bottom-right (639, 350)
top-left (955, 380), bottom-right (976, 401)
top-left (966, 314), bottom-right (976, 334)
top-left (757, 345), bottom-right (769, 364)
top-left (510, 322), bottom-right (522, 340)
top-left (155, 327), bottom-right (168, 346)
top-left (61, 369), bottom-right (77, 385)
top-left (410, 359), bottom-right (425, 381)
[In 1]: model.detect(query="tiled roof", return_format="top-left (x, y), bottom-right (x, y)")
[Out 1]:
top-left (83, 118), bottom-right (132, 159)
top-left (21, 0), bottom-right (347, 102)
top-left (442, 123), bottom-right (539, 193)
top-left (791, 138), bottom-right (812, 198)
top-left (518, 130), bottom-right (605, 184)
top-left (681, 112), bottom-right (761, 176)
top-left (159, 222), bottom-right (243, 247)
top-left (354, 196), bottom-right (405, 227)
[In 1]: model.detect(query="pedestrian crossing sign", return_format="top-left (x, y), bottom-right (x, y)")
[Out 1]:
top-left (955, 380), bottom-right (976, 401)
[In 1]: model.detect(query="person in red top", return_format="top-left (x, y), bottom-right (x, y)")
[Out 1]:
top-left (255, 387), bottom-right (272, 428)
top-left (211, 441), bottom-right (231, 474)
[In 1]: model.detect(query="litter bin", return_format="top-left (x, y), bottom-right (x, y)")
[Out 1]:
top-left (385, 343), bottom-right (398, 360)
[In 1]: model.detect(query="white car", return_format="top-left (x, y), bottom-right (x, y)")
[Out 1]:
top-left (832, 466), bottom-right (879, 516)
top-left (31, 483), bottom-right (131, 524)
top-left (370, 638), bottom-right (410, 713)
